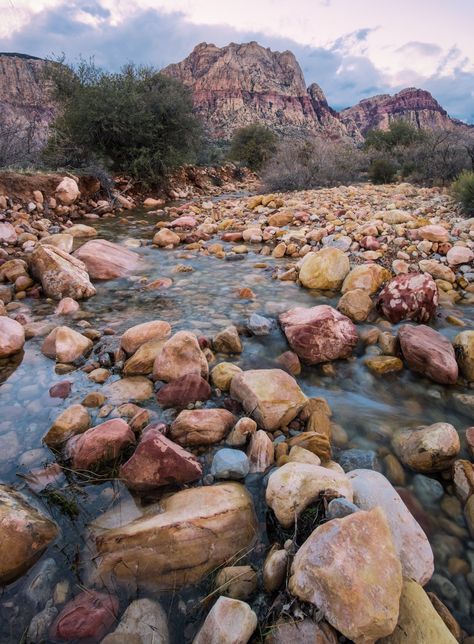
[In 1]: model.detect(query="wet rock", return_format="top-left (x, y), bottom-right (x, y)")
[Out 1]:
top-left (193, 596), bottom-right (257, 644)
top-left (67, 224), bottom-right (97, 238)
top-left (247, 430), bottom-right (275, 473)
top-left (347, 469), bottom-right (434, 585)
top-left (263, 547), bottom-right (288, 592)
top-left (276, 350), bottom-right (301, 375)
top-left (41, 326), bottom-right (93, 363)
top-left (210, 362), bottom-right (242, 391)
top-left (55, 177), bottom-right (80, 205)
top-left (104, 376), bottom-right (154, 404)
top-left (153, 331), bottom-right (209, 382)
top-left (398, 324), bottom-right (458, 385)
top-left (120, 426), bottom-right (202, 490)
top-left (279, 305), bottom-right (357, 364)
top-left (298, 248), bottom-right (350, 291)
top-left (123, 338), bottom-right (167, 376)
top-left (103, 598), bottom-right (169, 644)
top-left (337, 288), bottom-right (373, 322)
top-left (65, 418), bottom-right (136, 470)
top-left (27, 600), bottom-right (58, 643)
top-left (230, 369), bottom-right (307, 431)
top-left (49, 380), bottom-right (72, 398)
top-left (211, 448), bottom-right (249, 479)
top-left (326, 497), bottom-right (359, 520)
top-left (121, 320), bottom-right (171, 354)
top-left (393, 422), bottom-right (460, 473)
top-left (153, 228), bottom-right (180, 247)
top-left (364, 355), bottom-right (404, 374)
top-left (287, 431), bottom-right (331, 461)
top-left (74, 239), bottom-right (141, 279)
top-left (412, 474), bottom-right (444, 509)
top-left (50, 590), bottom-right (119, 641)
top-left (29, 244), bottom-right (96, 300)
top-left (214, 566), bottom-right (257, 600)
top-left (0, 316), bottom-right (25, 357)
top-left (289, 507), bottom-right (402, 643)
top-left (170, 408), bottom-right (236, 446)
top-left (213, 325), bottom-right (243, 354)
top-left (0, 486), bottom-right (58, 584)
top-left (338, 449), bottom-right (380, 472)
top-left (453, 330), bottom-right (474, 381)
top-left (248, 313), bottom-right (272, 335)
top-left (93, 483), bottom-right (257, 590)
top-left (341, 263), bottom-right (391, 294)
top-left (266, 461), bottom-right (353, 528)
top-left (44, 404), bottom-right (91, 447)
top-left (377, 273), bottom-right (438, 324)
top-left (453, 459), bottom-right (474, 503)
top-left (227, 417), bottom-right (257, 446)
top-left (264, 619), bottom-right (338, 644)
top-left (55, 297), bottom-right (79, 315)
top-left (157, 373), bottom-right (211, 408)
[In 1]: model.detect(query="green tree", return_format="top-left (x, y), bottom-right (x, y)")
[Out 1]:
top-left (452, 170), bottom-right (474, 215)
top-left (229, 123), bottom-right (278, 171)
top-left (365, 120), bottom-right (423, 152)
top-left (44, 58), bottom-right (201, 186)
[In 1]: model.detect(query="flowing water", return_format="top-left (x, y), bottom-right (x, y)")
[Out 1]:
top-left (0, 202), bottom-right (473, 641)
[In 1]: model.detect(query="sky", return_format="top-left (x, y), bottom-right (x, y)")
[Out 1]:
top-left (2, 0), bottom-right (474, 123)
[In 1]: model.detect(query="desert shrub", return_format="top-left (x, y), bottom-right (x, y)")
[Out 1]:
top-left (365, 120), bottom-right (423, 152)
top-left (452, 170), bottom-right (474, 214)
top-left (368, 158), bottom-right (397, 184)
top-left (44, 59), bottom-right (201, 187)
top-left (262, 137), bottom-right (367, 192)
top-left (229, 123), bottom-right (278, 171)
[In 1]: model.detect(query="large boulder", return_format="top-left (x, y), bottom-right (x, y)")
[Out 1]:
top-left (50, 590), bottom-right (118, 642)
top-left (41, 326), bottom-right (93, 363)
top-left (0, 486), bottom-right (58, 584)
top-left (55, 176), bottom-right (80, 205)
top-left (119, 426), bottom-right (202, 491)
top-left (398, 325), bottom-right (458, 385)
top-left (266, 462), bottom-right (353, 528)
top-left (230, 369), bottom-right (307, 431)
top-left (298, 248), bottom-right (350, 291)
top-left (121, 320), bottom-right (171, 354)
top-left (453, 330), bottom-right (474, 381)
top-left (153, 331), bottom-right (209, 382)
top-left (289, 507), bottom-right (402, 643)
top-left (341, 263), bottom-right (391, 294)
top-left (279, 305), bottom-right (357, 364)
top-left (170, 409), bottom-right (236, 446)
top-left (377, 273), bottom-right (438, 324)
top-left (193, 596), bottom-right (257, 644)
top-left (347, 469), bottom-right (434, 585)
top-left (73, 239), bottom-right (141, 279)
top-left (392, 423), bottom-right (460, 473)
top-left (65, 419), bottom-right (136, 470)
top-left (29, 244), bottom-right (96, 300)
top-left (0, 316), bottom-right (25, 357)
top-left (91, 483), bottom-right (257, 590)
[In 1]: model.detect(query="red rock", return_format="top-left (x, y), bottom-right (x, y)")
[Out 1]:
top-left (74, 239), bottom-right (141, 279)
top-left (65, 419), bottom-right (136, 470)
top-left (377, 273), bottom-right (438, 324)
top-left (156, 373), bottom-right (211, 408)
top-left (49, 381), bottom-right (72, 399)
top-left (50, 590), bottom-right (119, 641)
top-left (279, 305), bottom-right (357, 364)
top-left (398, 324), bottom-right (458, 385)
top-left (119, 426), bottom-right (202, 491)
top-left (221, 232), bottom-right (243, 242)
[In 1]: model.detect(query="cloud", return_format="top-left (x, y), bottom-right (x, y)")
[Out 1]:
top-left (1, 1), bottom-right (473, 123)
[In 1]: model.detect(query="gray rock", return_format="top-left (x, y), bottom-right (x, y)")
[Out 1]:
top-left (248, 313), bottom-right (273, 336)
top-left (26, 600), bottom-right (58, 644)
top-left (23, 558), bottom-right (58, 611)
top-left (326, 498), bottom-right (359, 520)
top-left (429, 573), bottom-right (458, 601)
top-left (337, 449), bottom-right (380, 472)
top-left (412, 474), bottom-right (444, 508)
top-left (211, 448), bottom-right (249, 480)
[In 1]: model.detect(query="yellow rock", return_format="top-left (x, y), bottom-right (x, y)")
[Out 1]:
top-left (299, 248), bottom-right (350, 290)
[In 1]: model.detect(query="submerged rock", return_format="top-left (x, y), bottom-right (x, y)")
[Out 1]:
top-left (74, 239), bottom-right (141, 279)
top-left (92, 483), bottom-right (257, 590)
top-left (193, 596), bottom-right (257, 644)
top-left (103, 598), bottom-right (169, 644)
top-left (49, 590), bottom-right (119, 642)
top-left (453, 330), bottom-right (474, 381)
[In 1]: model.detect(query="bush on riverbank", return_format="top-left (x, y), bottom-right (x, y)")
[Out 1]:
top-left (452, 170), bottom-right (474, 215)
top-left (43, 59), bottom-right (201, 187)
top-left (229, 123), bottom-right (278, 171)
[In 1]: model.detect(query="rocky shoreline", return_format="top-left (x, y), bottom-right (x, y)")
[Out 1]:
top-left (0, 174), bottom-right (473, 642)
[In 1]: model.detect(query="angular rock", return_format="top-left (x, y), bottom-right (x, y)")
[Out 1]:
top-left (49, 590), bottom-right (119, 642)
top-left (55, 296), bottom-right (79, 315)
top-left (298, 248), bottom-right (350, 291)
top-left (392, 423), bottom-right (460, 473)
top-left (153, 331), bottom-right (209, 382)
top-left (29, 244), bottom-right (96, 300)
top-left (65, 418), bottom-right (135, 470)
top-left (398, 324), bottom-right (458, 385)
top-left (92, 483), bottom-right (257, 590)
top-left (0, 486), bottom-right (58, 584)
top-left (41, 326), bottom-right (92, 363)
top-left (289, 507), bottom-right (402, 643)
top-left (377, 273), bottom-right (438, 324)
top-left (74, 239), bottom-right (141, 279)
top-left (247, 430), bottom-right (275, 473)
top-left (104, 598), bottom-right (169, 644)
top-left (121, 320), bottom-right (171, 354)
top-left (279, 305), bottom-right (357, 364)
top-left (266, 461), bottom-right (353, 528)
top-left (156, 373), bottom-right (211, 408)
top-left (44, 404), bottom-right (90, 446)
top-left (227, 417), bottom-right (257, 446)
top-left (248, 313), bottom-right (273, 335)
top-left (193, 596), bottom-right (257, 644)
top-left (170, 408), bottom-right (236, 446)
top-left (123, 338), bottom-right (166, 376)
top-left (347, 469), bottom-right (434, 585)
top-left (0, 316), bottom-right (25, 357)
top-left (453, 330), bottom-right (474, 381)
top-left (230, 369), bottom-right (307, 430)
top-left (213, 325), bottom-right (243, 354)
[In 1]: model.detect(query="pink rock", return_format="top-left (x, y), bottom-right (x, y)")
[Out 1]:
top-left (0, 316), bottom-right (25, 357)
top-left (398, 324), bottom-right (458, 384)
top-left (279, 305), bottom-right (357, 364)
top-left (169, 215), bottom-right (197, 228)
top-left (50, 590), bottom-right (119, 641)
top-left (446, 246), bottom-right (474, 266)
top-left (0, 223), bottom-right (17, 243)
top-left (156, 373), bottom-right (211, 408)
top-left (73, 239), bottom-right (141, 279)
top-left (119, 425), bottom-right (202, 490)
top-left (153, 331), bottom-right (209, 382)
top-left (417, 225), bottom-right (449, 242)
top-left (65, 419), bottom-right (135, 470)
top-left (377, 273), bottom-right (438, 323)
top-left (360, 236), bottom-right (380, 250)
top-left (55, 297), bottom-right (80, 315)
top-left (49, 381), bottom-right (72, 399)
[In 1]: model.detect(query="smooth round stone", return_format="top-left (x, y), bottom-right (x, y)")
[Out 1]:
top-left (247, 313), bottom-right (272, 336)
top-left (412, 474), bottom-right (444, 508)
top-left (337, 449), bottom-right (380, 472)
top-left (327, 498), bottom-right (359, 520)
top-left (211, 449), bottom-right (249, 480)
